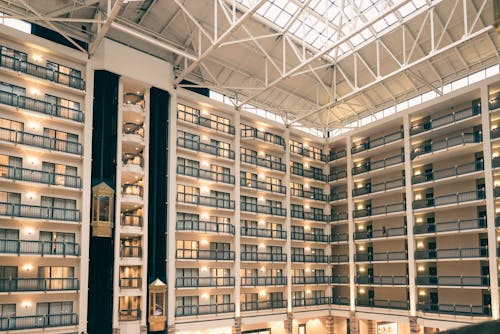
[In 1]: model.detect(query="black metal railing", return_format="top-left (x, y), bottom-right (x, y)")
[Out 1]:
top-left (0, 277), bottom-right (79, 292)
top-left (176, 303), bottom-right (235, 316)
top-left (0, 313), bottom-right (78, 330)
top-left (291, 166), bottom-right (327, 182)
top-left (8, 201), bottom-right (80, 224)
top-left (175, 276), bottom-right (235, 287)
top-left (290, 145), bottom-right (327, 162)
top-left (241, 177), bottom-right (285, 194)
top-left (330, 254), bottom-right (349, 263)
top-left (0, 239), bottom-right (80, 256)
top-left (291, 188), bottom-right (328, 201)
top-left (241, 276), bottom-right (287, 286)
top-left (241, 153), bottom-right (285, 171)
top-left (0, 164), bottom-right (81, 188)
top-left (0, 127), bottom-right (82, 154)
top-left (291, 232), bottom-right (330, 243)
top-left (0, 53), bottom-right (85, 89)
top-left (241, 202), bottom-right (286, 216)
top-left (353, 178), bottom-right (405, 197)
top-left (292, 254), bottom-right (329, 263)
top-left (328, 149), bottom-right (347, 162)
top-left (417, 303), bottom-right (490, 316)
top-left (414, 218), bottom-right (486, 234)
top-left (292, 297), bottom-right (330, 307)
top-left (412, 161), bottom-right (483, 184)
top-left (178, 109), bottom-right (235, 135)
top-left (410, 106), bottom-right (480, 136)
top-left (355, 251), bottom-right (407, 262)
top-left (177, 137), bottom-right (235, 159)
top-left (120, 246), bottom-right (142, 258)
top-left (356, 276), bottom-right (408, 285)
top-left (353, 202), bottom-right (405, 218)
top-left (352, 154), bottom-right (404, 175)
top-left (119, 277), bottom-right (142, 288)
top-left (356, 299), bottom-right (409, 310)
top-left (331, 276), bottom-right (350, 284)
top-left (121, 213), bottom-right (143, 227)
top-left (178, 164), bottom-right (235, 184)
top-left (240, 252), bottom-right (287, 262)
top-left (123, 123), bottom-right (144, 137)
top-left (177, 193), bottom-right (235, 209)
top-left (0, 90), bottom-right (83, 122)
top-left (413, 190), bottom-right (485, 209)
top-left (241, 300), bottom-right (287, 311)
top-left (241, 127), bottom-right (285, 147)
top-left (354, 226), bottom-right (406, 240)
top-left (176, 249), bottom-right (235, 260)
top-left (119, 309), bottom-right (141, 321)
top-left (352, 131), bottom-right (403, 154)
top-left (122, 153), bottom-right (144, 167)
top-left (330, 212), bottom-right (348, 222)
top-left (122, 184), bottom-right (143, 197)
top-left (177, 220), bottom-right (235, 234)
top-left (241, 226), bottom-right (286, 239)
top-left (415, 247), bottom-right (488, 260)
top-left (292, 276), bottom-right (330, 284)
top-left (415, 275), bottom-right (489, 287)
top-left (330, 191), bottom-right (348, 201)
top-left (328, 169), bottom-right (347, 182)
top-left (331, 296), bottom-right (350, 305)
top-left (411, 132), bottom-right (482, 159)
top-left (291, 210), bottom-right (329, 222)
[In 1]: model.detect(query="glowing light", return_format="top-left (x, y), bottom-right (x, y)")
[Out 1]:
top-left (201, 239), bottom-right (208, 246)
top-left (201, 266), bottom-right (208, 272)
top-left (28, 121), bottom-right (39, 131)
top-left (357, 184), bottom-right (363, 189)
top-left (23, 264), bottom-right (33, 272)
top-left (359, 288), bottom-right (365, 294)
top-left (28, 157), bottom-right (38, 165)
top-left (305, 267), bottom-right (311, 273)
top-left (304, 184), bottom-right (310, 189)
top-left (258, 196), bottom-right (265, 202)
top-left (494, 152), bottom-right (500, 158)
top-left (201, 160), bottom-right (209, 167)
top-left (22, 301), bottom-right (32, 309)
top-left (258, 219), bottom-right (265, 225)
top-left (357, 204), bottom-right (364, 210)
top-left (30, 88), bottom-right (41, 96)
top-left (304, 163), bottom-right (310, 169)
top-left (258, 151), bottom-right (265, 157)
top-left (304, 225), bottom-right (310, 231)
top-left (201, 110), bottom-right (209, 116)
top-left (414, 170), bottom-right (421, 176)
top-left (200, 186), bottom-right (209, 194)
top-left (419, 290), bottom-right (426, 296)
top-left (258, 173), bottom-right (265, 180)
top-left (415, 194), bottom-right (422, 200)
top-left (201, 135), bottom-right (208, 141)
top-left (200, 213), bottom-right (209, 220)
top-left (32, 54), bottom-right (42, 62)
top-left (260, 266), bottom-right (265, 272)
top-left (305, 246), bottom-right (311, 252)
top-left (202, 293), bottom-right (209, 299)
top-left (304, 204), bottom-right (310, 210)
top-left (358, 225), bottom-right (364, 231)
top-left (26, 192), bottom-right (35, 200)
top-left (417, 242), bottom-right (424, 248)
top-left (24, 227), bottom-right (34, 236)
top-left (418, 266), bottom-right (425, 272)
top-left (259, 290), bottom-right (266, 297)
top-left (259, 243), bottom-right (265, 249)
top-left (358, 246), bottom-right (365, 251)
top-left (416, 217), bottom-right (423, 223)
top-left (359, 267), bottom-right (365, 273)
top-left (306, 289), bottom-right (311, 294)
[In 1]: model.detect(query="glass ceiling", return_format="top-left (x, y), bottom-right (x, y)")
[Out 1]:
top-left (236, 0), bottom-right (428, 58)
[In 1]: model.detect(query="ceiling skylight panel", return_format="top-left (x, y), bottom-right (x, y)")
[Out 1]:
top-left (384, 13), bottom-right (398, 25)
top-left (275, 11), bottom-right (292, 27)
top-left (372, 18), bottom-right (388, 32)
top-left (263, 3), bottom-right (282, 22)
top-left (398, 2), bottom-right (416, 17)
top-left (256, 1), bottom-right (272, 16)
top-left (350, 33), bottom-right (364, 46)
top-left (360, 28), bottom-right (372, 39)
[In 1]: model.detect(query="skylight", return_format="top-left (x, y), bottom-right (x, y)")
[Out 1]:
top-left (0, 12), bottom-right (31, 34)
top-left (236, 0), bottom-right (429, 59)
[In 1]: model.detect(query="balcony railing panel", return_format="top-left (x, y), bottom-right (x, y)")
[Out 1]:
top-left (353, 178), bottom-right (405, 197)
top-left (292, 276), bottom-right (330, 284)
top-left (355, 251), bottom-right (407, 262)
top-left (241, 252), bottom-right (287, 262)
top-left (119, 277), bottom-right (142, 288)
top-left (0, 127), bottom-right (82, 154)
top-left (0, 277), bottom-right (79, 292)
top-left (291, 210), bottom-right (329, 222)
top-left (416, 275), bottom-right (489, 286)
top-left (0, 239), bottom-right (80, 256)
top-left (0, 90), bottom-right (84, 122)
top-left (328, 170), bottom-right (347, 182)
top-left (410, 107), bottom-right (480, 136)
top-left (411, 133), bottom-right (481, 159)
top-left (0, 53), bottom-right (85, 89)
top-left (178, 165), bottom-right (235, 184)
top-left (412, 161), bottom-right (483, 184)
top-left (418, 303), bottom-right (490, 316)
top-left (352, 131), bottom-right (403, 154)
top-left (330, 212), bottom-right (348, 222)
top-left (241, 153), bottom-right (285, 171)
top-left (177, 137), bottom-right (235, 159)
top-left (177, 220), bottom-right (235, 234)
top-left (241, 203), bottom-right (286, 216)
top-left (292, 254), bottom-right (329, 263)
top-left (242, 227), bottom-right (286, 239)
top-left (354, 226), bottom-right (406, 240)
top-left (241, 300), bottom-right (287, 311)
top-left (122, 184), bottom-right (143, 197)
top-left (331, 276), bottom-right (350, 284)
top-left (290, 145), bottom-right (327, 162)
top-left (413, 190), bottom-right (485, 209)
top-left (241, 128), bottom-right (285, 147)
top-left (241, 178), bottom-right (285, 194)
top-left (119, 309), bottom-right (141, 321)
top-left (328, 149), bottom-right (347, 162)
top-left (178, 109), bottom-right (235, 135)
top-left (291, 232), bottom-right (329, 242)
top-left (291, 188), bottom-right (328, 201)
top-left (0, 313), bottom-right (78, 330)
top-left (291, 166), bottom-right (327, 182)
top-left (356, 299), bottom-right (409, 310)
top-left (414, 218), bottom-right (486, 234)
top-left (177, 193), bottom-right (235, 209)
top-left (120, 246), bottom-right (142, 258)
top-left (176, 249), bottom-right (235, 260)
top-left (356, 276), bottom-right (408, 285)
top-left (292, 297), bottom-right (330, 307)
top-left (176, 303), bottom-right (235, 316)
top-left (415, 247), bottom-right (487, 260)
top-left (353, 202), bottom-right (405, 218)
top-left (121, 213), bottom-right (143, 227)
top-left (241, 276), bottom-right (287, 286)
top-left (0, 165), bottom-right (81, 188)
top-left (331, 296), bottom-right (350, 305)
top-left (0, 202), bottom-right (81, 221)
top-left (352, 154), bottom-right (404, 175)
top-left (175, 277), bottom-right (235, 287)
top-left (330, 254), bottom-right (349, 263)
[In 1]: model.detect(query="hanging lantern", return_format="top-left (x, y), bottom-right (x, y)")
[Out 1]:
top-left (90, 182), bottom-right (114, 237)
top-left (148, 278), bottom-right (166, 332)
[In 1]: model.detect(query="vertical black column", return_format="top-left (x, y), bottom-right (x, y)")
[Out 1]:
top-left (87, 70), bottom-right (119, 334)
top-left (147, 87), bottom-right (169, 333)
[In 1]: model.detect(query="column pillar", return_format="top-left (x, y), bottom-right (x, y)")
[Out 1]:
top-left (232, 316), bottom-right (242, 334)
top-left (346, 136), bottom-right (356, 310)
top-left (326, 315), bottom-right (334, 334)
top-left (367, 320), bottom-right (376, 334)
top-left (284, 312), bottom-right (293, 334)
top-left (481, 83), bottom-right (500, 319)
top-left (284, 128), bottom-right (292, 313)
top-left (234, 108), bottom-right (241, 317)
top-left (167, 324), bottom-right (176, 333)
top-left (349, 311), bottom-right (358, 334)
top-left (409, 316), bottom-right (421, 334)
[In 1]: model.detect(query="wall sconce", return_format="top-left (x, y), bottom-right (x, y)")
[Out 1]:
top-left (26, 192), bottom-right (35, 200)
top-left (30, 88), bottom-right (41, 96)
top-left (306, 289), bottom-right (311, 294)
top-left (259, 243), bottom-right (265, 249)
top-left (494, 152), bottom-right (500, 158)
top-left (304, 246), bottom-right (311, 252)
top-left (359, 267), bottom-right (365, 273)
top-left (357, 184), bottom-right (363, 189)
top-left (304, 184), bottom-right (310, 189)
top-left (200, 186), bottom-right (209, 195)
top-left (419, 290), bottom-right (426, 296)
top-left (258, 173), bottom-right (265, 180)
top-left (200, 213), bottom-right (209, 220)
top-left (201, 135), bottom-right (209, 141)
top-left (415, 194), bottom-right (422, 200)
top-left (358, 246), bottom-right (365, 251)
top-left (357, 204), bottom-right (364, 210)
top-left (305, 268), bottom-right (311, 273)
top-left (201, 160), bottom-right (209, 167)
top-left (304, 225), bottom-right (310, 231)
top-left (22, 301), bottom-right (32, 309)
top-left (258, 196), bottom-right (265, 202)
top-left (417, 242), bottom-right (424, 249)
top-left (258, 219), bottom-right (265, 225)
top-left (260, 267), bottom-right (265, 272)
top-left (201, 110), bottom-right (209, 116)
top-left (259, 290), bottom-right (266, 297)
top-left (28, 121), bottom-right (39, 131)
top-left (414, 170), bottom-right (421, 176)
top-left (304, 163), bottom-right (310, 168)
top-left (201, 266), bottom-right (208, 272)
top-left (359, 288), bottom-right (365, 294)
top-left (202, 293), bottom-right (209, 300)
top-left (32, 54), bottom-right (42, 62)
top-left (418, 266), bottom-right (425, 272)
top-left (304, 204), bottom-right (310, 210)
top-left (258, 151), bottom-right (265, 157)
top-left (23, 264), bottom-right (33, 272)
top-left (416, 217), bottom-right (423, 223)
top-left (358, 225), bottom-right (364, 231)
top-left (201, 239), bottom-right (208, 246)
top-left (24, 227), bottom-right (34, 236)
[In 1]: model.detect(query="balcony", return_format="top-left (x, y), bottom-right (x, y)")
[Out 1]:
top-left (177, 220), bottom-right (235, 234)
top-left (329, 169), bottom-right (347, 182)
top-left (241, 276), bottom-right (287, 286)
top-left (415, 275), bottom-right (489, 287)
top-left (0, 127), bottom-right (82, 155)
top-left (0, 202), bottom-right (81, 221)
top-left (493, 156), bottom-right (500, 169)
top-left (328, 149), bottom-right (347, 162)
top-left (330, 212), bottom-right (348, 222)
top-left (353, 202), bottom-right (405, 218)
top-left (356, 276), bottom-right (408, 285)
top-left (331, 296), bottom-right (350, 305)
top-left (0, 90), bottom-right (84, 122)
top-left (0, 313), bottom-right (78, 331)
top-left (354, 226), bottom-right (406, 240)
top-left (411, 132), bottom-right (481, 159)
top-left (412, 161), bottom-right (483, 185)
top-left (291, 188), bottom-right (328, 201)
top-left (119, 277), bottom-right (142, 288)
top-left (292, 276), bottom-right (330, 284)
top-left (413, 190), bottom-right (485, 210)
top-left (351, 131), bottom-right (403, 154)
top-left (241, 153), bottom-right (285, 172)
top-left (414, 218), bottom-right (486, 234)
top-left (175, 276), bottom-right (235, 288)
top-left (0, 277), bottom-right (79, 292)
top-left (415, 247), bottom-right (487, 260)
top-left (0, 164), bottom-right (81, 188)
top-left (119, 309), bottom-right (141, 321)
top-left (355, 251), bottom-right (407, 262)
top-left (353, 178), bottom-right (405, 197)
top-left (352, 154), bottom-right (404, 175)
top-left (241, 300), bottom-right (287, 311)
top-left (122, 153), bottom-right (144, 174)
top-left (417, 303), bottom-right (490, 316)
top-left (291, 210), bottom-right (329, 222)
top-left (495, 186), bottom-right (500, 197)
top-left (292, 297), bottom-right (330, 307)
top-left (492, 127), bottom-right (500, 140)
top-left (330, 191), bottom-right (348, 202)
top-left (240, 252), bottom-right (287, 262)
top-left (177, 193), bottom-right (235, 209)
top-left (241, 227), bottom-right (286, 239)
top-left (0, 239), bottom-right (80, 256)
top-left (120, 246), bottom-right (142, 258)
top-left (178, 164), bottom-right (235, 185)
top-left (290, 145), bottom-right (327, 162)
top-left (292, 254), bottom-right (329, 263)
top-left (241, 203), bottom-right (286, 216)
top-left (177, 137), bottom-right (235, 159)
top-left (241, 128), bottom-right (285, 147)
top-left (178, 109), bottom-right (235, 135)
top-left (291, 232), bottom-right (329, 243)
top-left (123, 123), bottom-right (144, 143)
top-left (0, 53), bottom-right (85, 90)
top-left (176, 303), bottom-right (235, 316)
top-left (291, 166), bottom-right (327, 182)
top-left (330, 254), bottom-right (349, 263)
top-left (121, 213), bottom-right (143, 227)
top-left (410, 107), bottom-right (480, 136)
top-left (241, 178), bottom-right (285, 194)
top-left (176, 249), bottom-right (235, 261)
top-left (491, 97), bottom-right (500, 111)
top-left (331, 276), bottom-right (349, 284)
top-left (356, 299), bottom-right (409, 310)
top-left (122, 184), bottom-right (143, 202)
